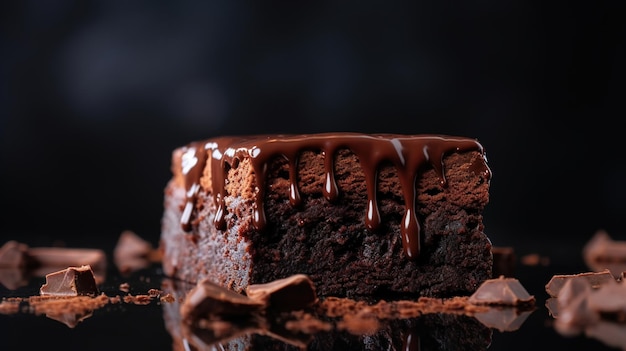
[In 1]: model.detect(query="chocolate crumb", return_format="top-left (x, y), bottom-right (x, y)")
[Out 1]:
top-left (160, 293), bottom-right (175, 303)
top-left (337, 311), bottom-right (381, 335)
top-left (119, 282), bottom-right (130, 293)
top-left (520, 253), bottom-right (550, 266)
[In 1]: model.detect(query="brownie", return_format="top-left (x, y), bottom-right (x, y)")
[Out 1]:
top-left (160, 133), bottom-right (493, 299)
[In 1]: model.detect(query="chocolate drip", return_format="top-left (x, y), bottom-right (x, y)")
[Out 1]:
top-left (178, 133), bottom-right (491, 259)
top-left (180, 142), bottom-right (208, 232)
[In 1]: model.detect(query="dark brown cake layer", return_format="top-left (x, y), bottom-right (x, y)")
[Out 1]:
top-left (160, 133), bottom-right (493, 299)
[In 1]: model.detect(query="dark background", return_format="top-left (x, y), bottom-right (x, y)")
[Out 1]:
top-left (1, 0), bottom-right (625, 256)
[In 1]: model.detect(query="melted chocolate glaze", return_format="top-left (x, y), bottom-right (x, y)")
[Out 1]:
top-left (177, 132), bottom-right (491, 260)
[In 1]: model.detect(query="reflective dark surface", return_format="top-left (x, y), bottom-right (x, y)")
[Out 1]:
top-left (0, 234), bottom-right (624, 351)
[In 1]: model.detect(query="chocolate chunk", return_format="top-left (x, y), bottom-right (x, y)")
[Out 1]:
top-left (0, 267), bottom-right (30, 290)
top-left (181, 278), bottom-right (266, 321)
top-left (552, 273), bottom-right (626, 342)
top-left (0, 240), bottom-right (107, 272)
top-left (40, 265), bottom-right (99, 297)
top-left (468, 276), bottom-right (535, 306)
top-left (245, 274), bottom-right (318, 312)
top-left (584, 230), bottom-right (626, 262)
top-left (554, 278), bottom-right (598, 332)
top-left (545, 269), bottom-right (615, 298)
top-left (0, 241), bottom-right (107, 289)
top-left (491, 246), bottom-right (515, 278)
top-left (0, 241), bottom-right (34, 268)
top-left (114, 230), bottom-right (162, 274)
top-left (29, 247), bottom-right (107, 272)
top-left (587, 279), bottom-right (626, 316)
top-left (583, 230), bottom-right (626, 278)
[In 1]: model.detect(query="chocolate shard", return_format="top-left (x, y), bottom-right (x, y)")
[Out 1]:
top-left (0, 267), bottom-right (30, 290)
top-left (468, 276), bottom-right (535, 306)
top-left (114, 230), bottom-right (162, 274)
top-left (586, 279), bottom-right (626, 315)
top-left (583, 230), bottom-right (626, 278)
top-left (40, 265), bottom-right (99, 297)
top-left (554, 278), bottom-right (598, 332)
top-left (0, 240), bottom-right (107, 271)
top-left (0, 241), bottom-right (35, 268)
top-left (245, 274), bottom-right (318, 312)
top-left (491, 246), bottom-right (515, 278)
top-left (181, 278), bottom-right (266, 322)
top-left (545, 269), bottom-right (615, 298)
top-left (28, 247), bottom-right (107, 273)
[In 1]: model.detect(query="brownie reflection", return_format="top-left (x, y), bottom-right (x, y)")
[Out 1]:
top-left (175, 310), bottom-right (493, 351)
top-left (160, 277), bottom-right (538, 351)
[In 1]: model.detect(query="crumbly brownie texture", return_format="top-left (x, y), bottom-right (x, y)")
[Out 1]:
top-left (160, 133), bottom-right (493, 299)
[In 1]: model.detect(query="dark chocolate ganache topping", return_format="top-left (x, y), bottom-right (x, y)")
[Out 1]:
top-left (178, 133), bottom-right (491, 260)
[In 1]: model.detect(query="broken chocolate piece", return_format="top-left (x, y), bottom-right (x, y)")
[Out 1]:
top-left (554, 278), bottom-right (598, 333)
top-left (0, 267), bottom-right (31, 290)
top-left (40, 265), bottom-right (99, 297)
top-left (545, 269), bottom-right (615, 298)
top-left (491, 246), bottom-right (515, 278)
top-left (552, 273), bottom-right (626, 346)
top-left (181, 278), bottom-right (266, 322)
top-left (468, 276), bottom-right (535, 306)
top-left (28, 247), bottom-right (107, 272)
top-left (245, 274), bottom-right (318, 312)
top-left (587, 279), bottom-right (626, 317)
top-left (0, 241), bottom-right (107, 288)
top-left (0, 241), bottom-right (34, 268)
top-left (114, 230), bottom-right (162, 274)
top-left (0, 240), bottom-right (106, 272)
top-left (583, 230), bottom-right (626, 278)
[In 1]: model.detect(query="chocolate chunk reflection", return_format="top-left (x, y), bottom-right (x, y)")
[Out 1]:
top-left (473, 307), bottom-right (535, 332)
